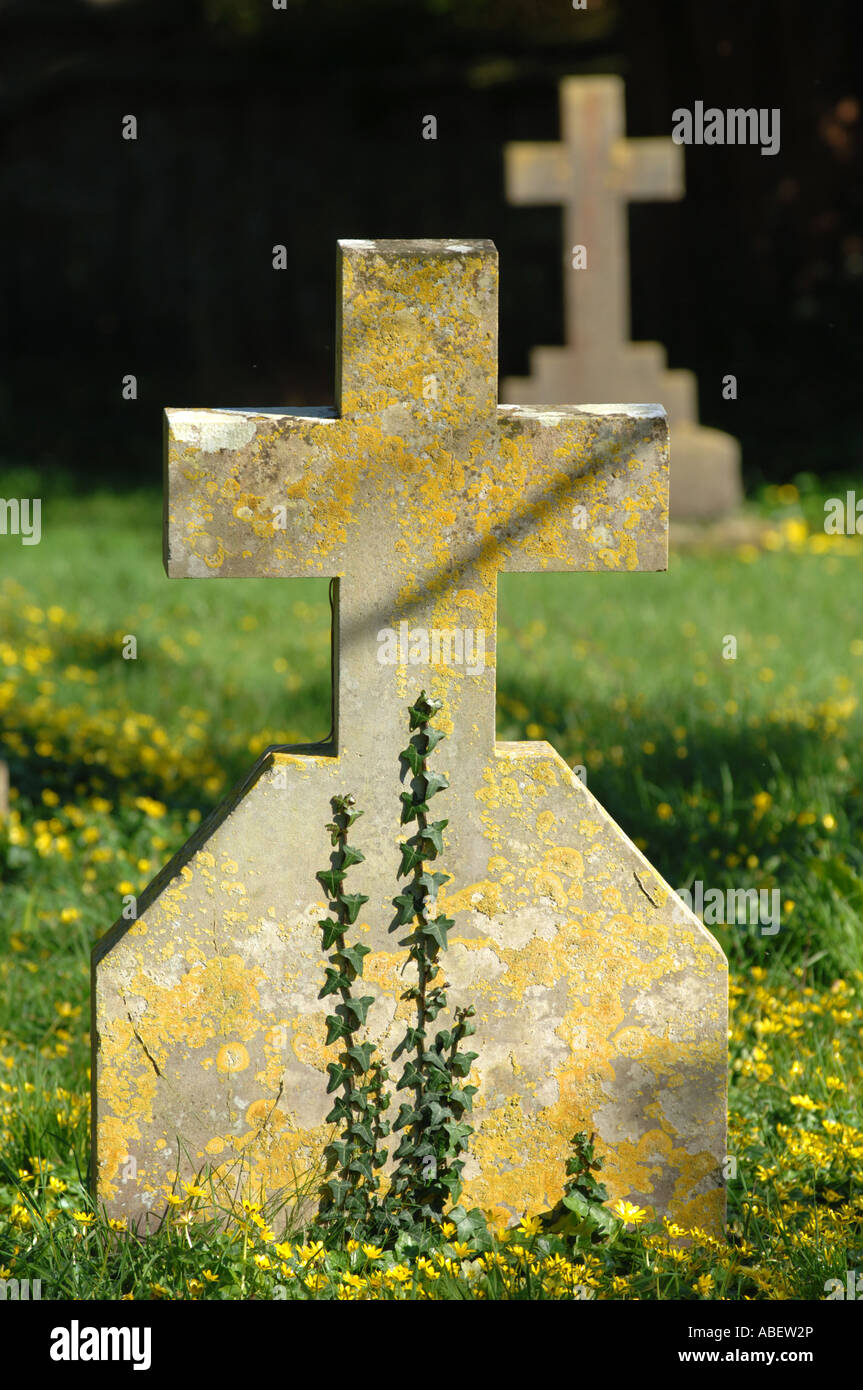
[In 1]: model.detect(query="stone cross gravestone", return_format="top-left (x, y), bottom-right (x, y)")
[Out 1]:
top-left (504, 76), bottom-right (743, 522)
top-left (92, 239), bottom-right (727, 1235)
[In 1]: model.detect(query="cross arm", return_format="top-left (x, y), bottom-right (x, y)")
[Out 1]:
top-left (492, 404), bottom-right (669, 574)
top-left (611, 137), bottom-right (684, 201)
top-left (163, 407), bottom-right (354, 579)
top-left (504, 143), bottom-right (571, 205)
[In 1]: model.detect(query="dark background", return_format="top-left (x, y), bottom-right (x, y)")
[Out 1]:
top-left (1, 0), bottom-right (861, 491)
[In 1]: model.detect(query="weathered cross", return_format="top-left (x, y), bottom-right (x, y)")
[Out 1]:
top-left (93, 239), bottom-right (726, 1235)
top-left (506, 76), bottom-right (683, 353)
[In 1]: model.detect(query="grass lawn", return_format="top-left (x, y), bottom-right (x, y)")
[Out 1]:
top-left (1, 480), bottom-right (862, 1299)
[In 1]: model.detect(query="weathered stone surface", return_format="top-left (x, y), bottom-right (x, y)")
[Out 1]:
top-left (503, 76), bottom-right (743, 522)
top-left (92, 238), bottom-right (727, 1235)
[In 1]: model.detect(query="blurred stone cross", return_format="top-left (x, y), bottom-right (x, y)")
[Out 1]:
top-left (504, 75), bottom-right (742, 521)
top-left (92, 238), bottom-right (727, 1236)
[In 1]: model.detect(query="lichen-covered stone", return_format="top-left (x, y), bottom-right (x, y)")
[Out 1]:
top-left (92, 239), bottom-right (727, 1234)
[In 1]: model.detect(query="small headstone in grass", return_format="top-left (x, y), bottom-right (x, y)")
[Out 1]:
top-left (92, 238), bottom-right (727, 1235)
top-left (503, 76), bottom-right (743, 522)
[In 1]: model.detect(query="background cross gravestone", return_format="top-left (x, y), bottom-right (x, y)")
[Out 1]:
top-left (503, 75), bottom-right (743, 523)
top-left (92, 238), bottom-right (727, 1235)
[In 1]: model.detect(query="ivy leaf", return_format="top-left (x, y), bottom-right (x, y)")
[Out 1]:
top-left (400, 742), bottom-right (425, 776)
top-left (421, 771), bottom-right (449, 800)
top-left (320, 967), bottom-right (350, 997)
top-left (421, 820), bottom-right (448, 856)
top-left (340, 844), bottom-right (365, 869)
top-left (325, 1062), bottom-right (350, 1094)
top-left (449, 1049), bottom-right (479, 1077)
top-left (399, 790), bottom-right (425, 824)
top-left (325, 1177), bottom-right (350, 1208)
top-left (340, 892), bottom-right (369, 924)
top-left (422, 1048), bottom-right (448, 1074)
top-left (325, 1014), bottom-right (351, 1046)
top-left (326, 1138), bottom-right (350, 1168)
top-left (317, 868), bottom-right (346, 898)
top-left (393, 1102), bottom-right (419, 1131)
top-left (393, 892), bottom-right (417, 925)
top-left (417, 870), bottom-right (450, 900)
top-left (345, 1041), bottom-right (376, 1073)
top-left (398, 842), bottom-right (424, 876)
top-left (424, 726), bottom-right (446, 754)
top-left (347, 1152), bottom-right (374, 1182)
top-left (343, 995), bottom-right (375, 1027)
top-left (425, 1100), bottom-right (452, 1127)
top-left (326, 1096), bottom-right (353, 1126)
top-left (409, 694), bottom-right (442, 729)
top-left (318, 918), bottom-right (343, 951)
top-left (421, 915), bottom-right (454, 951)
top-left (338, 943), bottom-right (370, 976)
top-left (348, 1121), bottom-right (374, 1148)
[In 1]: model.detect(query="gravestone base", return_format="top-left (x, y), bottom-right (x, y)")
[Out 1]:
top-left (93, 742), bottom-right (727, 1236)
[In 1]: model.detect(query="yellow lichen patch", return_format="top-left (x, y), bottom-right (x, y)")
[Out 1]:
top-left (216, 1043), bottom-right (250, 1074)
top-left (291, 1028), bottom-right (338, 1074)
top-left (438, 879), bottom-right (503, 919)
top-left (97, 1114), bottom-right (142, 1196)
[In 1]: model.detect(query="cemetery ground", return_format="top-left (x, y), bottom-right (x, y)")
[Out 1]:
top-left (0, 476), bottom-right (861, 1301)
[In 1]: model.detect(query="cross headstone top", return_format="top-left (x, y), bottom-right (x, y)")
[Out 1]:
top-left (166, 239), bottom-right (667, 759)
top-left (504, 77), bottom-right (743, 521)
top-left (507, 76), bottom-right (684, 356)
top-left (94, 238), bottom-right (727, 1236)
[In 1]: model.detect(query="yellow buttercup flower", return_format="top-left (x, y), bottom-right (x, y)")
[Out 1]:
top-left (613, 1200), bottom-right (649, 1226)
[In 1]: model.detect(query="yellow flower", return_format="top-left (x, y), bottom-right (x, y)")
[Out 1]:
top-left (187, 1279), bottom-right (204, 1295)
top-left (789, 1094), bottom-right (820, 1111)
top-left (202, 1269), bottom-right (218, 1282)
top-left (108, 1218), bottom-right (127, 1232)
top-left (613, 1200), bottom-right (648, 1226)
top-left (656, 803), bottom-right (673, 821)
top-left (361, 1243), bottom-right (383, 1260)
top-left (518, 1214), bottom-right (543, 1239)
top-left (72, 1210), bottom-right (95, 1225)
top-left (59, 907), bottom-right (80, 923)
top-left (695, 1273), bottom-right (715, 1297)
